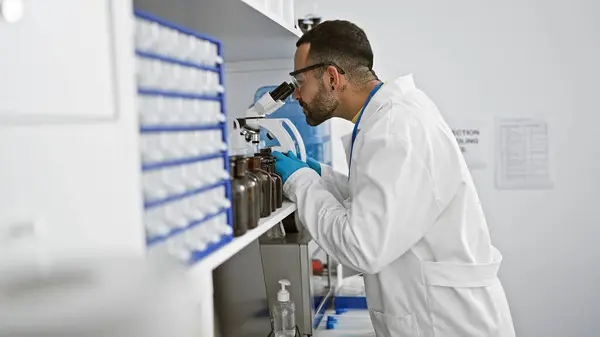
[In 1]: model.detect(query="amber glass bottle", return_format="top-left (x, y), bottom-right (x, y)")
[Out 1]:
top-left (254, 154), bottom-right (277, 211)
top-left (248, 156), bottom-right (272, 217)
top-left (229, 158), bottom-right (247, 237)
top-left (257, 151), bottom-right (283, 208)
top-left (234, 156), bottom-right (260, 230)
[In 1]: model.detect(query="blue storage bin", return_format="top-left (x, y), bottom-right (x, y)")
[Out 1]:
top-left (334, 296), bottom-right (368, 312)
top-left (254, 85), bottom-right (331, 165)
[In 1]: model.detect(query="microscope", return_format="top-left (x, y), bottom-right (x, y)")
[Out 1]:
top-left (231, 81), bottom-right (307, 161)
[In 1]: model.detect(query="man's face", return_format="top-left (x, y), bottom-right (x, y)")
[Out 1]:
top-left (292, 44), bottom-right (339, 126)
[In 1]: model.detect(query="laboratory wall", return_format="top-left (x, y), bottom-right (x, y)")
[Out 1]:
top-left (314, 1), bottom-right (600, 336)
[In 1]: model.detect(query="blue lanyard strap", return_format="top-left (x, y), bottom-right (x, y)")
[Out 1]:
top-left (348, 82), bottom-right (384, 178)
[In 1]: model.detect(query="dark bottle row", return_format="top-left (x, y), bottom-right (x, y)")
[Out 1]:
top-left (229, 148), bottom-right (284, 237)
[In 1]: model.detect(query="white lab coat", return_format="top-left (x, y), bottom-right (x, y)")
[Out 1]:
top-left (283, 75), bottom-right (515, 337)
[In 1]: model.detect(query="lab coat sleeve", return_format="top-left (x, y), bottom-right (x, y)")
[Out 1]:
top-left (319, 164), bottom-right (350, 202)
top-left (283, 132), bottom-right (442, 274)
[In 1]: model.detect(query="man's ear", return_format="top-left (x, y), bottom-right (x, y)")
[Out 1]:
top-left (327, 66), bottom-right (341, 90)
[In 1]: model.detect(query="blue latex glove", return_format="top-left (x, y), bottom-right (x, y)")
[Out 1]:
top-left (285, 151), bottom-right (322, 176)
top-left (272, 150), bottom-right (309, 184)
top-left (306, 156), bottom-right (322, 176)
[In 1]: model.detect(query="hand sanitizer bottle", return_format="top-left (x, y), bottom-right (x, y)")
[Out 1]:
top-left (272, 279), bottom-right (296, 337)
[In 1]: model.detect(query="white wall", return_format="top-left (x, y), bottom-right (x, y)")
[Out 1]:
top-left (315, 1), bottom-right (600, 336)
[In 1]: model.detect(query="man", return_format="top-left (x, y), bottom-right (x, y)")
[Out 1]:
top-left (273, 20), bottom-right (515, 337)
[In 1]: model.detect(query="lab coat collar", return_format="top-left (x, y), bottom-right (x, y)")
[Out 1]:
top-left (340, 74), bottom-right (416, 165)
top-left (341, 133), bottom-right (353, 165)
top-left (359, 74), bottom-right (416, 124)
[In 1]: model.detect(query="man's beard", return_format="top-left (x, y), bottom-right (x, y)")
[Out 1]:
top-left (300, 83), bottom-right (338, 126)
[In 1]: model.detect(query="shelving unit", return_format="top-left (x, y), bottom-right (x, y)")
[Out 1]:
top-left (133, 0), bottom-right (302, 62)
top-left (131, 3), bottom-right (304, 335)
top-left (134, 1), bottom-right (301, 270)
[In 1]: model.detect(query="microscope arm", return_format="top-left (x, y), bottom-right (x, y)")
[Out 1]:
top-left (258, 119), bottom-right (307, 162)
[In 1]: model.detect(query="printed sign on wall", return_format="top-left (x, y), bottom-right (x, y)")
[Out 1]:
top-left (495, 118), bottom-right (553, 189)
top-left (450, 121), bottom-right (487, 170)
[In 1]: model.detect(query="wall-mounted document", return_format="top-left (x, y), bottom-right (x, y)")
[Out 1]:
top-left (495, 118), bottom-right (553, 189)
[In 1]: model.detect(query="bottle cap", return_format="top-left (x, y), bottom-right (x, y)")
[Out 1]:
top-left (228, 158), bottom-right (236, 177)
top-left (247, 157), bottom-right (260, 171)
top-left (254, 155), bottom-right (269, 170)
top-left (277, 279), bottom-right (291, 302)
top-left (234, 157), bottom-right (247, 177)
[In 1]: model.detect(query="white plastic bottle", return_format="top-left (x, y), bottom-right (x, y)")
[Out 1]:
top-left (272, 279), bottom-right (296, 337)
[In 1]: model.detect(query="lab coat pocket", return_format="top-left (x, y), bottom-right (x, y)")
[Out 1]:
top-left (368, 309), bottom-right (420, 337)
top-left (421, 249), bottom-right (514, 336)
top-left (426, 282), bottom-right (512, 337)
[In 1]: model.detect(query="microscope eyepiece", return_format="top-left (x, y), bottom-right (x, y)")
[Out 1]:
top-left (269, 81), bottom-right (296, 101)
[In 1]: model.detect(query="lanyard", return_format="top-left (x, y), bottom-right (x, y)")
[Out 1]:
top-left (348, 82), bottom-right (384, 178)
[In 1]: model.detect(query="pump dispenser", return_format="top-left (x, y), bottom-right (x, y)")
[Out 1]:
top-left (272, 279), bottom-right (296, 337)
top-left (277, 279), bottom-right (291, 302)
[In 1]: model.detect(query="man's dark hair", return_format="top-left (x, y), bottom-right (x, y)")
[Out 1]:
top-left (296, 20), bottom-right (378, 85)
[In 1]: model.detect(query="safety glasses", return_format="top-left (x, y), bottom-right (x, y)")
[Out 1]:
top-left (289, 61), bottom-right (346, 84)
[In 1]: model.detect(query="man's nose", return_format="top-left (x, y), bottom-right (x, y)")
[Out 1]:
top-left (292, 87), bottom-right (301, 101)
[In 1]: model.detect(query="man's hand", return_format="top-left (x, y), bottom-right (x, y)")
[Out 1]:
top-left (305, 156), bottom-right (322, 176)
top-left (284, 151), bottom-right (322, 176)
top-left (273, 151), bottom-right (310, 183)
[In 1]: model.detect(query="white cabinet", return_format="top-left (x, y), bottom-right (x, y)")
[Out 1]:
top-left (0, 0), bottom-right (118, 121)
top-left (0, 0), bottom-right (144, 257)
